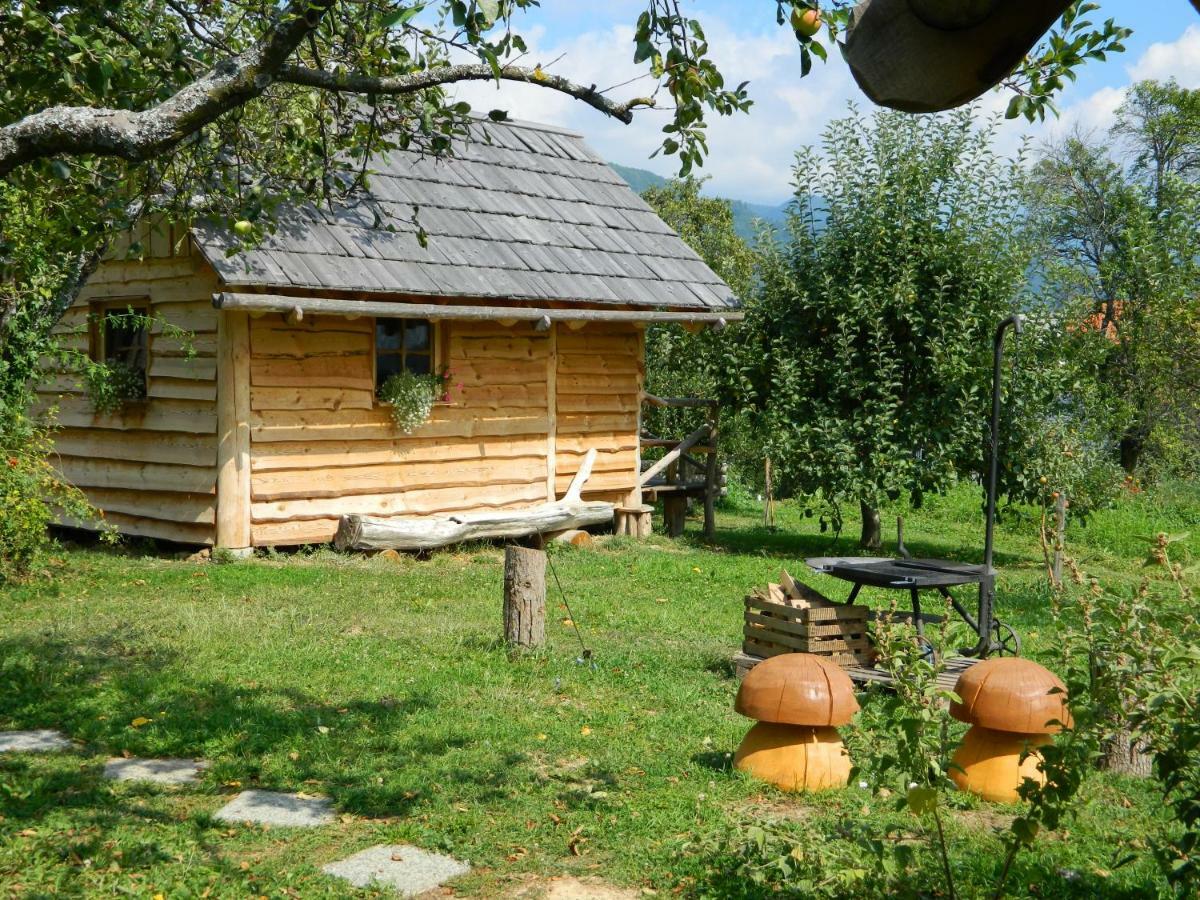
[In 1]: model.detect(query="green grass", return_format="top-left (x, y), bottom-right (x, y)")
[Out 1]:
top-left (0, 484), bottom-right (1190, 897)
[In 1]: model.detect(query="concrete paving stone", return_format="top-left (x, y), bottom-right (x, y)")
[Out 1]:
top-left (0, 730), bottom-right (72, 752)
top-left (104, 757), bottom-right (208, 784)
top-left (213, 789), bottom-right (335, 827)
top-left (322, 844), bottom-right (470, 896)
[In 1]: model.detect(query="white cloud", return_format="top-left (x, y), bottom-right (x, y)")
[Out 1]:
top-left (446, 12), bottom-right (857, 204)
top-left (447, 16), bottom-right (1200, 203)
top-left (1130, 24), bottom-right (1200, 85)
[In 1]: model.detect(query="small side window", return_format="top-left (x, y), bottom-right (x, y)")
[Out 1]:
top-left (375, 318), bottom-right (434, 391)
top-left (93, 303), bottom-right (149, 398)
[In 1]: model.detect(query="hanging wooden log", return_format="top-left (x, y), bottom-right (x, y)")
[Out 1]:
top-left (334, 450), bottom-right (612, 551)
top-left (504, 545), bottom-right (546, 648)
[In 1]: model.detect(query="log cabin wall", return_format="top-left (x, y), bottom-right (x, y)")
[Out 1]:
top-left (554, 322), bottom-right (643, 506)
top-left (44, 232), bottom-right (220, 545)
top-left (247, 315), bottom-right (551, 546)
top-left (245, 315), bottom-right (644, 547)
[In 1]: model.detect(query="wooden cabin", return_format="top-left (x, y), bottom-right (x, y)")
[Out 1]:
top-left (44, 118), bottom-right (741, 551)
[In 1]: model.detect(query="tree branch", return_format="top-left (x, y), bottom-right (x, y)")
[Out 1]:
top-left (0, 0), bottom-right (335, 177)
top-left (275, 62), bottom-right (652, 124)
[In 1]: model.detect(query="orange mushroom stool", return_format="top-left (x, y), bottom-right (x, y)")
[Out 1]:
top-left (948, 658), bottom-right (1071, 803)
top-left (733, 654), bottom-right (859, 792)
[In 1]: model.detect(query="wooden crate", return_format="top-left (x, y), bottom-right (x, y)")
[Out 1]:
top-left (742, 589), bottom-right (876, 668)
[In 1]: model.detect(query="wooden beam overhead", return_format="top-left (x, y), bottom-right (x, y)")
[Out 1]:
top-left (213, 292), bottom-right (741, 327)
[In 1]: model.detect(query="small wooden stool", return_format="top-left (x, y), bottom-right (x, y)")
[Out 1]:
top-left (614, 504), bottom-right (653, 538)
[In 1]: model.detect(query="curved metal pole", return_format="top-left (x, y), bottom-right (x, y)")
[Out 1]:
top-left (971, 314), bottom-right (1023, 657)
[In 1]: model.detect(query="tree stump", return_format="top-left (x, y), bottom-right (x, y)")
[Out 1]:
top-left (663, 496), bottom-right (687, 538)
top-left (503, 545), bottom-right (546, 648)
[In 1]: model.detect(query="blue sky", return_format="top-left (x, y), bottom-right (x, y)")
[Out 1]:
top-left (449, 1), bottom-right (1200, 203)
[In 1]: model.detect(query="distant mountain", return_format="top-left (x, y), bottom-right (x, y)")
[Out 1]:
top-left (609, 163), bottom-right (789, 241)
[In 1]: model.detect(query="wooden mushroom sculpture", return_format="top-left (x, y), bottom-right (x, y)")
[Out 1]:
top-left (949, 658), bottom-right (1072, 803)
top-left (733, 653), bottom-right (859, 792)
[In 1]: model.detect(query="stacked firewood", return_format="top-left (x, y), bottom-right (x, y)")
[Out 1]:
top-left (742, 570), bottom-right (876, 668)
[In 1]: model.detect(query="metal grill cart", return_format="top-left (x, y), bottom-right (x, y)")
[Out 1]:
top-left (737, 316), bottom-right (1025, 689)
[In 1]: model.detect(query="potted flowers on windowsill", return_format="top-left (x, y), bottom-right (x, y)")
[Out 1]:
top-left (378, 368), bottom-right (461, 434)
top-left (84, 360), bottom-right (148, 414)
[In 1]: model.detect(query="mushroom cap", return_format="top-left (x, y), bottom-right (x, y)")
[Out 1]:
top-left (950, 658), bottom-right (1072, 733)
top-left (735, 653), bottom-right (859, 726)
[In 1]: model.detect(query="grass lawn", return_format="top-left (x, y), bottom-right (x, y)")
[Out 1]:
top-left (2, 485), bottom-right (1195, 898)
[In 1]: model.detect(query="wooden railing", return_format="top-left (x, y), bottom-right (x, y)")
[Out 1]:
top-left (639, 393), bottom-right (722, 537)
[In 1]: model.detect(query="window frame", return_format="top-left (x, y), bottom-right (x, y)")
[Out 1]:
top-left (88, 297), bottom-right (151, 391)
top-left (371, 317), bottom-right (446, 402)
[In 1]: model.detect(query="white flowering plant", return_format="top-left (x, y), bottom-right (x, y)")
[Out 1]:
top-left (378, 368), bottom-right (453, 433)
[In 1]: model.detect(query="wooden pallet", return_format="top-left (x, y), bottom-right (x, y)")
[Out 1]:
top-left (733, 650), bottom-right (981, 691)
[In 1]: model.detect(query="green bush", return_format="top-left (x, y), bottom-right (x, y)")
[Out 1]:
top-left (0, 417), bottom-right (106, 583)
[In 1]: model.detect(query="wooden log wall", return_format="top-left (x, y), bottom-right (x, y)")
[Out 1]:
top-left (247, 317), bottom-right (553, 546)
top-left (41, 237), bottom-right (220, 545)
top-left (554, 323), bottom-right (643, 506)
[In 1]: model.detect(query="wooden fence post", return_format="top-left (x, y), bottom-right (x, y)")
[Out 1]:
top-left (703, 404), bottom-right (720, 538)
top-left (504, 545), bottom-right (546, 648)
top-left (1052, 494), bottom-right (1066, 587)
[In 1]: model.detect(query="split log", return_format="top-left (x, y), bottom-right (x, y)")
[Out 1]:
top-left (550, 529), bottom-right (593, 548)
top-left (334, 449), bottom-right (611, 551)
top-left (504, 545), bottom-right (546, 648)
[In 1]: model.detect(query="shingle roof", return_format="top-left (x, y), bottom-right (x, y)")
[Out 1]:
top-left (191, 119), bottom-right (739, 312)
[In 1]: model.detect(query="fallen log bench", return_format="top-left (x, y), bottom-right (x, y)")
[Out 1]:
top-left (333, 449), bottom-right (613, 552)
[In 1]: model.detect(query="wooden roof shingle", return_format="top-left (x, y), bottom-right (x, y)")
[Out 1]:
top-left (191, 118), bottom-right (739, 312)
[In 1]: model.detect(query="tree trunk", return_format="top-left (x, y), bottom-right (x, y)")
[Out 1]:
top-left (859, 501), bottom-right (882, 550)
top-left (1118, 427), bottom-right (1147, 473)
top-left (1102, 728), bottom-right (1154, 777)
top-left (503, 545), bottom-right (546, 649)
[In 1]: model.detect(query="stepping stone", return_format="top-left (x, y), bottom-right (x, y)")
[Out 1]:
top-left (213, 789), bottom-right (334, 827)
top-left (0, 729), bottom-right (72, 752)
top-left (104, 757), bottom-right (208, 784)
top-left (323, 844), bottom-right (469, 896)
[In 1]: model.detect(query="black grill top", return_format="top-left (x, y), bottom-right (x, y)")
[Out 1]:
top-left (805, 557), bottom-right (993, 589)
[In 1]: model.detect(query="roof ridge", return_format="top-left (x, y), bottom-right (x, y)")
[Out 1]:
top-left (466, 113), bottom-right (584, 139)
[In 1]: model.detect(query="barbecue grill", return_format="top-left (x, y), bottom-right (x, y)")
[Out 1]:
top-left (805, 315), bottom-right (1025, 660)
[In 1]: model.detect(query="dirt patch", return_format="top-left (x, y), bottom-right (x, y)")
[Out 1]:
top-left (506, 875), bottom-right (641, 899)
top-left (953, 806), bottom-right (1015, 833)
top-left (731, 795), bottom-right (818, 823)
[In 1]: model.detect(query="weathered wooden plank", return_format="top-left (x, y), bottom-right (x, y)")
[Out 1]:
top-left (557, 393), bottom-right (640, 413)
top-left (53, 456), bottom-right (216, 493)
top-left (457, 383), bottom-right (548, 409)
top-left (152, 333), bottom-right (218, 356)
top-left (87, 258), bottom-right (199, 284)
top-left (51, 428), bottom-right (216, 466)
top-left (556, 374), bottom-right (639, 394)
top-left (450, 336), bottom-right (550, 361)
top-left (60, 509), bottom-right (214, 545)
top-left (148, 378), bottom-right (217, 401)
top-left (148, 357), bottom-right (217, 380)
top-left (556, 355), bottom-right (641, 375)
top-left (251, 455), bottom-right (547, 501)
top-left (249, 407), bottom-right (550, 443)
top-left (555, 413), bottom-right (637, 434)
top-left (251, 329), bottom-right (371, 359)
top-left (249, 355), bottom-right (373, 389)
top-left (249, 386), bottom-right (375, 411)
top-left (249, 435), bottom-right (548, 471)
top-left (556, 433), bottom-right (638, 453)
top-left (81, 487), bottom-right (216, 524)
top-left (250, 480), bottom-right (548, 522)
top-left (252, 518), bottom-right (340, 546)
top-left (554, 470), bottom-right (634, 494)
top-left (38, 395), bottom-right (217, 433)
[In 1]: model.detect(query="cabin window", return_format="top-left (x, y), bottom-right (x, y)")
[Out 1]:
top-left (374, 318), bottom-right (435, 390)
top-left (91, 301), bottom-right (150, 391)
